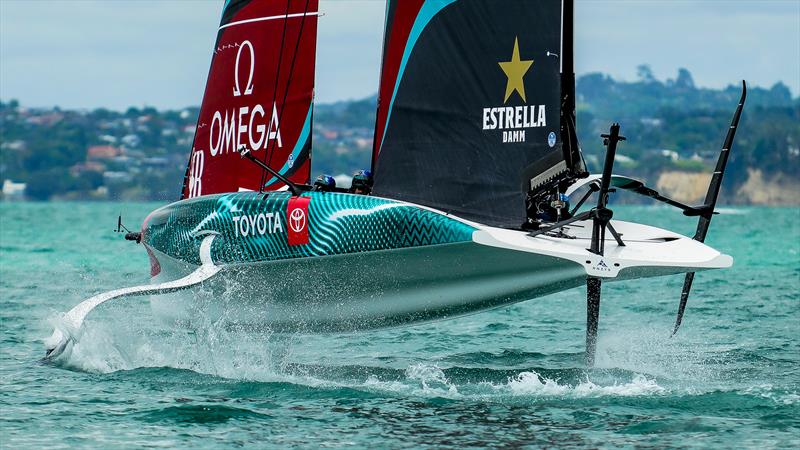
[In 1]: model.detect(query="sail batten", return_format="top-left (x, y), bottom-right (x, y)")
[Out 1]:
top-left (372, 0), bottom-right (580, 228)
top-left (220, 12), bottom-right (320, 30)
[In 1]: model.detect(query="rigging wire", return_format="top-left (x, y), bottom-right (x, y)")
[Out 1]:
top-left (259, 0), bottom-right (294, 191)
top-left (264, 0), bottom-right (313, 189)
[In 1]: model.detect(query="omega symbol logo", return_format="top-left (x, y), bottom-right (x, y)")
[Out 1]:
top-left (233, 40), bottom-right (255, 97)
top-left (289, 208), bottom-right (306, 233)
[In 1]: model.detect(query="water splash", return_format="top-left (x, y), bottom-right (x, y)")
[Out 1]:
top-left (39, 283), bottom-right (777, 406)
top-left (505, 371), bottom-right (665, 397)
top-left (49, 313), bottom-right (673, 401)
top-left (404, 363), bottom-right (459, 395)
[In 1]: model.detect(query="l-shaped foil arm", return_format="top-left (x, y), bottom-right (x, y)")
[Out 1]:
top-left (44, 234), bottom-right (220, 359)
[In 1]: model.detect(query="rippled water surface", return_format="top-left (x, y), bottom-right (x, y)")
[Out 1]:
top-left (1, 202), bottom-right (798, 448)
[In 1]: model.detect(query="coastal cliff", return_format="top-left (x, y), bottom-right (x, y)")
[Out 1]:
top-left (656, 169), bottom-right (800, 205)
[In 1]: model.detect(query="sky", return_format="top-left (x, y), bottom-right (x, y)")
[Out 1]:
top-left (1, 0), bottom-right (798, 110)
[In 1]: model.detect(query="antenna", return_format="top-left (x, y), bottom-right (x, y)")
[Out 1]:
top-left (115, 213), bottom-right (131, 233)
top-left (115, 213), bottom-right (141, 243)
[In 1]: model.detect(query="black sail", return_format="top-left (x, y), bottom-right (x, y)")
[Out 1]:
top-left (372, 0), bottom-right (579, 228)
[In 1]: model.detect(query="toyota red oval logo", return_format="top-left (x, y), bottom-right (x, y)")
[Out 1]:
top-left (287, 196), bottom-right (311, 246)
top-left (289, 207), bottom-right (306, 233)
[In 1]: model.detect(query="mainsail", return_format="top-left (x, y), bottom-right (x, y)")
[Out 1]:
top-left (181, 0), bottom-right (318, 199)
top-left (372, 0), bottom-right (582, 228)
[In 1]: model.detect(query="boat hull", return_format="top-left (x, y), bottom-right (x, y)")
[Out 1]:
top-left (142, 191), bottom-right (731, 332)
top-left (149, 241), bottom-right (585, 332)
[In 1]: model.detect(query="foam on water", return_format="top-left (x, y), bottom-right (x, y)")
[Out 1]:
top-left (505, 371), bottom-right (665, 397)
top-left (49, 311), bottom-right (679, 403)
top-left (46, 288), bottom-right (792, 413)
top-left (364, 364), bottom-right (669, 400)
top-left (42, 278), bottom-right (730, 401)
top-left (744, 384), bottom-right (800, 406)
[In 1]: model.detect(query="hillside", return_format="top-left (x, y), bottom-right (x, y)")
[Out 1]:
top-left (1, 68), bottom-right (797, 204)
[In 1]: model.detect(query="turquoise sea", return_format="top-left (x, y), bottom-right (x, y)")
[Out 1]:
top-left (1, 202), bottom-right (798, 448)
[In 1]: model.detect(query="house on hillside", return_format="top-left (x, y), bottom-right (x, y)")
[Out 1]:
top-left (70, 161), bottom-right (106, 176)
top-left (2, 180), bottom-right (26, 200)
top-left (87, 145), bottom-right (122, 160)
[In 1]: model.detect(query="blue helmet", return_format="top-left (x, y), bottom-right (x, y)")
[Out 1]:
top-left (313, 174), bottom-right (336, 191)
top-left (350, 169), bottom-right (374, 193)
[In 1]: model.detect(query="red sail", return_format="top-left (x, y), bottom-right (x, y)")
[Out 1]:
top-left (371, 0), bottom-right (425, 168)
top-left (181, 0), bottom-right (318, 199)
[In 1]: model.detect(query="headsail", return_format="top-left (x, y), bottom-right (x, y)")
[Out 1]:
top-left (371, 0), bottom-right (582, 228)
top-left (181, 0), bottom-right (318, 199)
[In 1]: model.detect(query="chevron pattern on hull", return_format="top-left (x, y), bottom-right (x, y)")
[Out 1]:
top-left (142, 191), bottom-right (476, 267)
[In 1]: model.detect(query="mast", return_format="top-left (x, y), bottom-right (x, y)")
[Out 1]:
top-left (370, 0), bottom-right (395, 175)
top-left (562, 0), bottom-right (574, 78)
top-left (559, 0), bottom-right (583, 177)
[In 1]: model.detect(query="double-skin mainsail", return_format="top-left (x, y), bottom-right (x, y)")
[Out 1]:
top-left (372, 0), bottom-right (584, 228)
top-left (180, 0), bottom-right (319, 199)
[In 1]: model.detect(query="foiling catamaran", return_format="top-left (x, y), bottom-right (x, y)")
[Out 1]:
top-left (46, 0), bottom-right (745, 366)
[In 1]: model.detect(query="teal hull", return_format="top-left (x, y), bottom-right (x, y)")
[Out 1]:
top-left (143, 191), bottom-right (476, 267)
top-left (142, 191), bottom-right (585, 331)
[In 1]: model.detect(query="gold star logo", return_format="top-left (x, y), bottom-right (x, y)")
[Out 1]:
top-left (498, 37), bottom-right (533, 103)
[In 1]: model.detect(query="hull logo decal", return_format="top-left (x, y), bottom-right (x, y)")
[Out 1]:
top-left (287, 196), bottom-right (311, 246)
top-left (290, 208), bottom-right (306, 233)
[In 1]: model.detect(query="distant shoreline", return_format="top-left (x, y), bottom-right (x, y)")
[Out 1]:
top-left (2, 70), bottom-right (798, 203)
